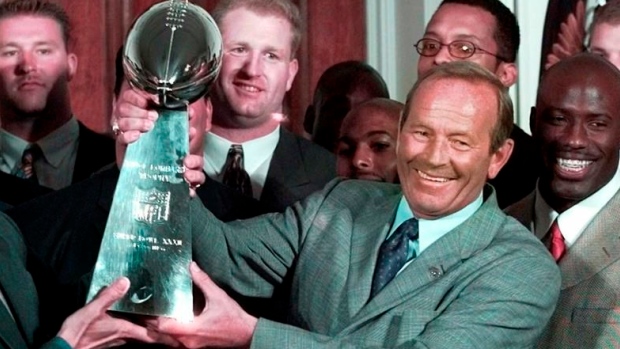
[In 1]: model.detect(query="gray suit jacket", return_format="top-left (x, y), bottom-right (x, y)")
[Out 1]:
top-left (191, 179), bottom-right (560, 348)
top-left (0, 214), bottom-right (67, 349)
top-left (506, 189), bottom-right (620, 348)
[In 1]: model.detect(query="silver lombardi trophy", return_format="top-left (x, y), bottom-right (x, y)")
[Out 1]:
top-left (87, 0), bottom-right (222, 321)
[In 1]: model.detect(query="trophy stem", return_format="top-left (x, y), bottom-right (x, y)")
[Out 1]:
top-left (87, 108), bottom-right (193, 321)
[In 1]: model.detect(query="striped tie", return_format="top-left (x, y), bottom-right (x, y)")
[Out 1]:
top-left (15, 144), bottom-right (41, 183)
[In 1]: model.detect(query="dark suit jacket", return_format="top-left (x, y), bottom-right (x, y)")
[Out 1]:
top-left (488, 125), bottom-right (539, 209)
top-left (0, 122), bottom-right (115, 207)
top-left (191, 180), bottom-right (560, 348)
top-left (258, 128), bottom-right (336, 212)
top-left (0, 213), bottom-right (69, 349)
top-left (506, 189), bottom-right (620, 348)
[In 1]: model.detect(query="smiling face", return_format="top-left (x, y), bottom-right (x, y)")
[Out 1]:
top-left (397, 77), bottom-right (512, 219)
top-left (417, 3), bottom-right (516, 87)
top-left (0, 15), bottom-right (76, 118)
top-left (533, 55), bottom-right (620, 213)
top-left (212, 7), bottom-right (298, 129)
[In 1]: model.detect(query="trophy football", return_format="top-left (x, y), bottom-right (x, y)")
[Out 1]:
top-left (87, 0), bottom-right (222, 321)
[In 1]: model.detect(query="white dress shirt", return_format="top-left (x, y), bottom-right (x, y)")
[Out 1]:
top-left (390, 191), bottom-right (484, 275)
top-left (534, 161), bottom-right (620, 247)
top-left (203, 126), bottom-right (280, 199)
top-left (0, 117), bottom-right (79, 189)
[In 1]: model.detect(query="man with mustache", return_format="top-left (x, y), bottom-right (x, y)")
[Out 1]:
top-left (116, 61), bottom-right (560, 348)
top-left (0, 0), bottom-right (114, 206)
top-left (506, 53), bottom-right (620, 348)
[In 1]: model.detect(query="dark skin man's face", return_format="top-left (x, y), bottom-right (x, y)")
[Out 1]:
top-left (533, 56), bottom-right (620, 213)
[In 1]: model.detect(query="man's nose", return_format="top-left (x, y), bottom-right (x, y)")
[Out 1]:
top-left (433, 45), bottom-right (453, 66)
top-left (17, 52), bottom-right (36, 74)
top-left (241, 52), bottom-right (263, 77)
top-left (353, 146), bottom-right (373, 170)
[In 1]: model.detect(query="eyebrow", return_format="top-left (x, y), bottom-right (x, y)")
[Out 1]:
top-left (423, 31), bottom-right (482, 43)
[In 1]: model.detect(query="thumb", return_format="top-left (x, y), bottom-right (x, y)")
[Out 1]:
top-left (89, 277), bottom-right (130, 311)
top-left (190, 262), bottom-right (217, 296)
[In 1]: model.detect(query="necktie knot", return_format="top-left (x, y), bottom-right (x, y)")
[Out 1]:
top-left (15, 143), bottom-right (41, 182)
top-left (222, 144), bottom-right (253, 197)
top-left (548, 219), bottom-right (565, 262)
top-left (371, 218), bottom-right (419, 298)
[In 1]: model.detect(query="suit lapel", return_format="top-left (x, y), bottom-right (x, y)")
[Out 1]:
top-left (343, 192), bottom-right (399, 322)
top-left (346, 187), bottom-right (501, 331)
top-left (559, 189), bottom-right (620, 289)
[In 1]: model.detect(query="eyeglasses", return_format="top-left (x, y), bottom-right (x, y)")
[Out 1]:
top-left (414, 38), bottom-right (507, 62)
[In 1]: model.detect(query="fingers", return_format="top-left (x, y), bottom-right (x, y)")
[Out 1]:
top-left (189, 262), bottom-right (219, 297)
top-left (184, 155), bottom-right (205, 196)
top-left (89, 277), bottom-right (130, 311)
top-left (112, 89), bottom-right (159, 146)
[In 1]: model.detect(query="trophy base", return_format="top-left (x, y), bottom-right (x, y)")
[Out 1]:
top-left (87, 108), bottom-right (192, 321)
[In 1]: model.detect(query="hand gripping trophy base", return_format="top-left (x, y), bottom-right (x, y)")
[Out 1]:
top-left (87, 108), bottom-right (193, 321)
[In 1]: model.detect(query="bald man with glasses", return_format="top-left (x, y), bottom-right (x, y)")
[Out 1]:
top-left (414, 0), bottom-right (537, 209)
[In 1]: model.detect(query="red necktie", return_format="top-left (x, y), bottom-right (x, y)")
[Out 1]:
top-left (548, 219), bottom-right (565, 262)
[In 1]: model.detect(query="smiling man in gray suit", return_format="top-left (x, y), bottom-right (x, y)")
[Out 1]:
top-left (124, 61), bottom-right (559, 348)
top-left (505, 53), bottom-right (620, 348)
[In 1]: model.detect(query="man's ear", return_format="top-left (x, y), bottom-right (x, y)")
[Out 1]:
top-left (487, 138), bottom-right (514, 180)
top-left (496, 62), bottom-right (517, 87)
top-left (67, 53), bottom-right (78, 81)
top-left (529, 106), bottom-right (536, 135)
top-left (204, 97), bottom-right (213, 132)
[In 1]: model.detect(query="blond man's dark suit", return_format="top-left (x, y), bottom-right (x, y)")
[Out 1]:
top-left (192, 179), bottom-right (560, 348)
top-left (506, 189), bottom-right (620, 348)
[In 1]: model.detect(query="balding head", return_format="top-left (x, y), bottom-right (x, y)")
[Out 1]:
top-left (336, 98), bottom-right (403, 183)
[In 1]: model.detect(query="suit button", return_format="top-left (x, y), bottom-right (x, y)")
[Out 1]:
top-left (429, 266), bottom-right (443, 278)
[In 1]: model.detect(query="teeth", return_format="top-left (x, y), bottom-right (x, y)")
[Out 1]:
top-left (240, 85), bottom-right (259, 92)
top-left (417, 170), bottom-right (449, 183)
top-left (558, 158), bottom-right (592, 172)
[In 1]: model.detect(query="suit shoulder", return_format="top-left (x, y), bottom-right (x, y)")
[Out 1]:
top-left (327, 179), bottom-right (401, 203)
top-left (77, 122), bottom-right (115, 147)
top-left (283, 129), bottom-right (335, 165)
top-left (503, 191), bottom-right (535, 227)
top-left (6, 167), bottom-right (116, 227)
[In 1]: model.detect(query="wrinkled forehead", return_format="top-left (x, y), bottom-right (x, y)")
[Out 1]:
top-left (425, 4), bottom-right (497, 46)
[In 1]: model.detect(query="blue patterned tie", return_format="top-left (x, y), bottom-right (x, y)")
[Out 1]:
top-left (371, 218), bottom-right (419, 297)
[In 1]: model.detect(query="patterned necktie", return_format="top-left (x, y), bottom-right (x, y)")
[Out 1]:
top-left (371, 218), bottom-right (419, 297)
top-left (15, 144), bottom-right (41, 183)
top-left (548, 219), bottom-right (565, 262)
top-left (222, 144), bottom-right (253, 197)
